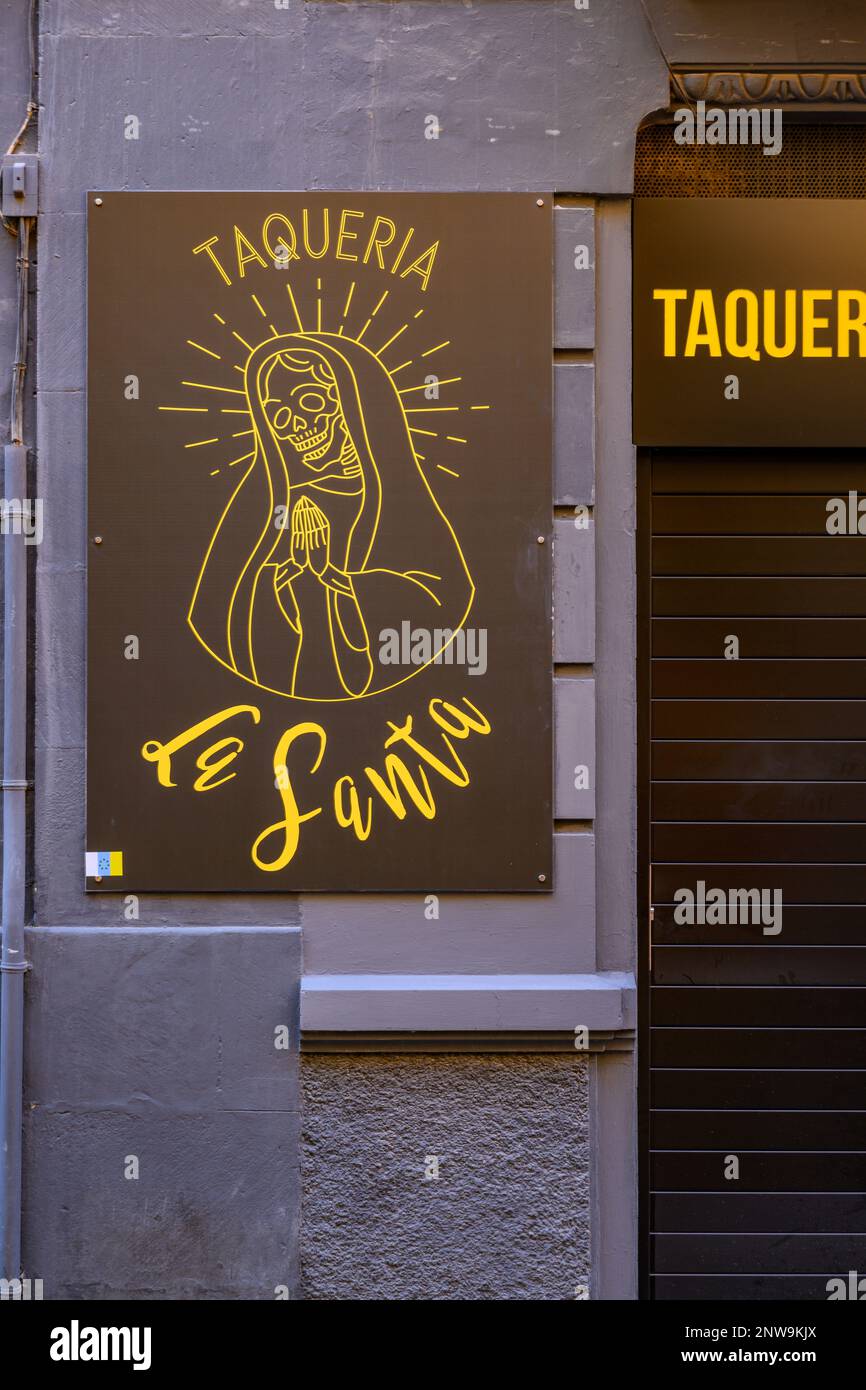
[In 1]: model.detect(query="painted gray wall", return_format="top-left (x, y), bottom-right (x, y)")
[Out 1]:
top-left (648, 0), bottom-right (866, 66)
top-left (0, 0), bottom-right (35, 799)
top-left (591, 202), bottom-right (639, 1298)
top-left (14, 0), bottom-right (670, 1297)
top-left (301, 1053), bottom-right (590, 1301)
top-left (0, 1), bottom-right (31, 430)
top-left (22, 926), bottom-right (300, 1299)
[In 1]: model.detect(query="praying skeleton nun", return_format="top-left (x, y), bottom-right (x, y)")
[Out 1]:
top-left (188, 332), bottom-right (475, 700)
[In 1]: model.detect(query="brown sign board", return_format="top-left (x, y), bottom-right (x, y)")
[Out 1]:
top-left (87, 192), bottom-right (553, 892)
top-left (634, 198), bottom-right (866, 447)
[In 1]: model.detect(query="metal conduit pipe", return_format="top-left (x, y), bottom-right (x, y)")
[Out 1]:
top-left (0, 213), bottom-right (32, 1279)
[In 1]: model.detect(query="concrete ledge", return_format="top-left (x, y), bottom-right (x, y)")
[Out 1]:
top-left (303, 1029), bottom-right (635, 1054)
top-left (301, 971), bottom-right (635, 1033)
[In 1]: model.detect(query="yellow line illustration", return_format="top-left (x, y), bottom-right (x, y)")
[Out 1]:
top-left (188, 340), bottom-right (221, 360)
top-left (182, 381), bottom-right (245, 395)
top-left (186, 330), bottom-right (474, 702)
top-left (185, 437), bottom-right (220, 448)
top-left (398, 377), bottom-right (461, 395)
top-left (421, 341), bottom-right (449, 358)
top-left (376, 323), bottom-right (408, 356)
top-left (286, 283), bottom-right (305, 331)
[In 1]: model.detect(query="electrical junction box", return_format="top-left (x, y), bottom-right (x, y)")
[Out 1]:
top-left (1, 154), bottom-right (38, 217)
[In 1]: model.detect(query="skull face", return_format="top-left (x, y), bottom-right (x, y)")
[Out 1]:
top-left (263, 354), bottom-right (347, 473)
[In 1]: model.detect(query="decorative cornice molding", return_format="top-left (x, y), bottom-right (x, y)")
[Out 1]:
top-left (672, 70), bottom-right (866, 107)
top-left (302, 1029), bottom-right (636, 1055)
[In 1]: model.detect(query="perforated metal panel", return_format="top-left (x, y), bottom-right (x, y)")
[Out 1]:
top-left (635, 121), bottom-right (866, 198)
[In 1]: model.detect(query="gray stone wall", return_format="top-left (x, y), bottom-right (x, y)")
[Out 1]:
top-left (301, 1053), bottom-right (590, 1301)
top-left (0, 1), bottom-right (31, 433)
top-left (2, 0), bottom-right (670, 1296)
top-left (23, 927), bottom-right (301, 1299)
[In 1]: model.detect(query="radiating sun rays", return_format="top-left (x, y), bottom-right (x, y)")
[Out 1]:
top-left (158, 274), bottom-right (490, 487)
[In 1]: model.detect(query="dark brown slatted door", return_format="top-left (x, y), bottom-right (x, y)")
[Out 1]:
top-left (646, 449), bottom-right (866, 1300)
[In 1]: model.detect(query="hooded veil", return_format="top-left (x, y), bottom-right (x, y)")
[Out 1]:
top-left (188, 331), bottom-right (474, 700)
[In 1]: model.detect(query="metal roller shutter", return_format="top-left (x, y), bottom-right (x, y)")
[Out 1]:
top-left (643, 449), bottom-right (866, 1299)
